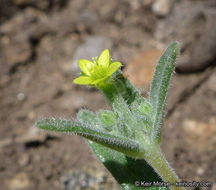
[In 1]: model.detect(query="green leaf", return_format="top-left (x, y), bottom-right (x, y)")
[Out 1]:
top-left (149, 42), bottom-right (179, 142)
top-left (77, 109), bottom-right (99, 127)
top-left (36, 118), bottom-right (141, 157)
top-left (88, 142), bottom-right (168, 190)
top-left (100, 73), bottom-right (152, 139)
top-left (113, 71), bottom-right (143, 105)
top-left (98, 110), bottom-right (116, 131)
top-left (131, 100), bottom-right (152, 116)
top-left (78, 110), bottom-right (168, 190)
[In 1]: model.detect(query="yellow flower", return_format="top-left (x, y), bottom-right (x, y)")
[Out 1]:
top-left (73, 49), bottom-right (122, 86)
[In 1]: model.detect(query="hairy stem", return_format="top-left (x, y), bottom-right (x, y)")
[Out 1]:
top-left (145, 147), bottom-right (185, 190)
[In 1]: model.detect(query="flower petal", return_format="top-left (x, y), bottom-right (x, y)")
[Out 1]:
top-left (91, 77), bottom-right (107, 85)
top-left (107, 62), bottom-right (122, 76)
top-left (79, 59), bottom-right (94, 76)
top-left (99, 49), bottom-right (110, 69)
top-left (73, 76), bottom-right (94, 85)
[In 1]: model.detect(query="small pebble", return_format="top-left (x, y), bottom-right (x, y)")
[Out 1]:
top-left (17, 92), bottom-right (25, 101)
top-left (152, 0), bottom-right (171, 16)
top-left (196, 167), bottom-right (204, 175)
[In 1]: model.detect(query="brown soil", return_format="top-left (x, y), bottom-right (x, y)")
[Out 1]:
top-left (0, 0), bottom-right (215, 189)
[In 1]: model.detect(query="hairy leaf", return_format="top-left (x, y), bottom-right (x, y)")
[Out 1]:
top-left (36, 118), bottom-right (141, 157)
top-left (98, 110), bottom-right (116, 131)
top-left (78, 110), bottom-right (168, 190)
top-left (89, 142), bottom-right (168, 190)
top-left (150, 42), bottom-right (179, 142)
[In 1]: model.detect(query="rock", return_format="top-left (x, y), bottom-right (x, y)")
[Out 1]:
top-left (162, 69), bottom-right (216, 181)
top-left (178, 8), bottom-right (216, 72)
top-left (0, 34), bottom-right (32, 74)
top-left (27, 111), bottom-right (36, 120)
top-left (61, 163), bottom-right (120, 190)
top-left (7, 172), bottom-right (31, 190)
top-left (182, 118), bottom-right (216, 153)
top-left (152, 0), bottom-right (171, 17)
top-left (58, 94), bottom-right (85, 111)
top-left (166, 69), bottom-right (212, 113)
top-left (13, 0), bottom-right (35, 5)
top-left (128, 0), bottom-right (141, 10)
top-left (155, 1), bottom-right (216, 72)
top-left (124, 48), bottom-right (164, 88)
top-left (0, 138), bottom-right (13, 148)
top-left (71, 36), bottom-right (113, 75)
top-left (0, 126), bottom-right (51, 148)
top-left (206, 72), bottom-right (216, 92)
top-left (120, 27), bottom-right (149, 46)
top-left (96, 0), bottom-right (119, 18)
top-left (13, 0), bottom-right (63, 11)
top-left (141, 0), bottom-right (155, 7)
top-left (0, 8), bottom-right (38, 76)
top-left (18, 154), bottom-right (30, 167)
top-left (80, 10), bottom-right (99, 27)
top-left (16, 126), bottom-right (48, 144)
top-left (196, 167), bottom-right (205, 176)
top-left (17, 93), bottom-right (26, 102)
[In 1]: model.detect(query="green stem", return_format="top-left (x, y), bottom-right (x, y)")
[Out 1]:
top-left (99, 81), bottom-right (116, 104)
top-left (145, 147), bottom-right (185, 190)
top-left (100, 78), bottom-right (185, 190)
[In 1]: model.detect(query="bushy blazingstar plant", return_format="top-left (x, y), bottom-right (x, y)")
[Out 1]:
top-left (37, 42), bottom-right (185, 190)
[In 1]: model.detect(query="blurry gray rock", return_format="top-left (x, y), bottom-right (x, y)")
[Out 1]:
top-left (152, 0), bottom-right (171, 17)
top-left (71, 36), bottom-right (113, 75)
top-left (80, 10), bottom-right (99, 27)
top-left (155, 0), bottom-right (216, 72)
top-left (61, 164), bottom-right (120, 190)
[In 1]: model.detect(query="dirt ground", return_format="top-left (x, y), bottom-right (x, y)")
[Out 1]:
top-left (0, 0), bottom-right (215, 189)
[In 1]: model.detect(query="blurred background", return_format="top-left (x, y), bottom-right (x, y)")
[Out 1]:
top-left (0, 0), bottom-right (215, 189)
